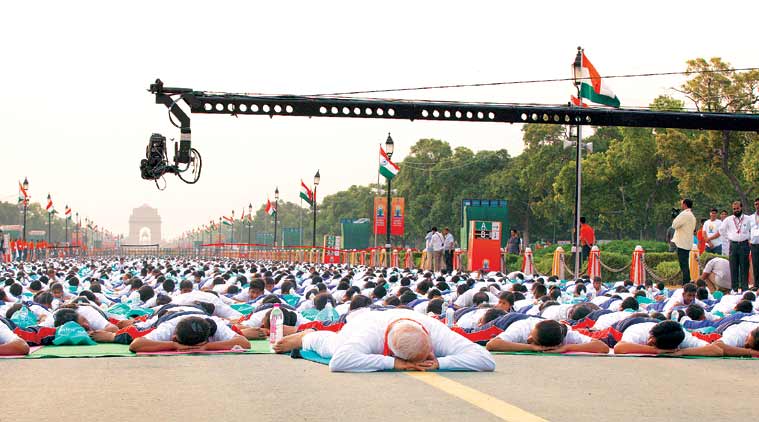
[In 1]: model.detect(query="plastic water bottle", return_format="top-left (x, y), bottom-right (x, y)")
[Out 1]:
top-left (269, 304), bottom-right (284, 348)
top-left (317, 302), bottom-right (335, 323)
top-left (670, 310), bottom-right (679, 322)
top-left (440, 299), bottom-right (448, 318)
top-left (445, 304), bottom-right (455, 328)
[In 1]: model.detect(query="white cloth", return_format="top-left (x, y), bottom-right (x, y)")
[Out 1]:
top-left (702, 219), bottom-right (723, 248)
top-left (719, 214), bottom-right (752, 243)
top-left (41, 306), bottom-right (110, 331)
top-left (720, 317), bottom-right (759, 348)
top-left (171, 290), bottom-right (242, 319)
top-left (0, 322), bottom-right (20, 345)
top-left (495, 317), bottom-right (592, 345)
top-left (751, 213), bottom-right (759, 245)
top-left (540, 304), bottom-right (573, 321)
top-left (620, 322), bottom-right (707, 349)
top-left (430, 232), bottom-right (445, 252)
top-left (144, 315), bottom-right (237, 343)
top-left (303, 309), bottom-right (495, 372)
top-left (443, 233), bottom-right (455, 251)
top-left (456, 308), bottom-right (489, 330)
top-left (593, 311), bottom-right (633, 330)
top-left (703, 258), bottom-right (732, 289)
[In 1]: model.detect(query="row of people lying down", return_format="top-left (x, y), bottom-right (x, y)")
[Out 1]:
top-left (1, 258), bottom-right (758, 367)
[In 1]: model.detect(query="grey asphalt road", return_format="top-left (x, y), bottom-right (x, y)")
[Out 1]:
top-left (2, 354), bottom-right (756, 422)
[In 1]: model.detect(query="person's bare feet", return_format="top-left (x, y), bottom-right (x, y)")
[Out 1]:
top-left (273, 329), bottom-right (313, 353)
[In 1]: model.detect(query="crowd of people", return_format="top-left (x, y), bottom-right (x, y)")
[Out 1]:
top-left (1, 256), bottom-right (758, 371)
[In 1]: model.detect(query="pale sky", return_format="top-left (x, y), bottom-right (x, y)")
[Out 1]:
top-left (1, 0), bottom-right (756, 240)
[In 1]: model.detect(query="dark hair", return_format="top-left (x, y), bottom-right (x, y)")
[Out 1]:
top-left (472, 292), bottom-right (490, 306)
top-left (349, 295), bottom-right (372, 311)
top-left (175, 317), bottom-right (213, 345)
top-left (138, 285), bottom-right (155, 302)
top-left (650, 320), bottom-right (685, 350)
top-left (262, 308), bottom-right (297, 328)
top-left (742, 291), bottom-right (756, 302)
top-left (372, 285), bottom-right (387, 299)
top-left (9, 283), bottom-right (22, 297)
top-left (748, 328), bottom-right (759, 351)
top-left (249, 278), bottom-right (265, 292)
top-left (162, 279), bottom-right (175, 293)
top-left (649, 312), bottom-right (667, 321)
top-left (53, 308), bottom-right (80, 328)
top-left (179, 280), bottom-right (194, 291)
top-left (568, 303), bottom-right (598, 321)
top-left (685, 304), bottom-right (705, 321)
top-left (194, 301), bottom-right (215, 315)
top-left (683, 283), bottom-right (697, 294)
top-left (384, 295), bottom-right (401, 307)
top-left (533, 283), bottom-right (547, 298)
top-left (498, 291), bottom-right (515, 305)
top-left (314, 293), bottom-right (335, 311)
top-left (5, 303), bottom-right (22, 319)
top-left (400, 290), bottom-right (418, 305)
top-left (129, 278), bottom-right (143, 289)
top-left (261, 294), bottom-right (281, 305)
top-left (620, 297), bottom-right (639, 311)
top-left (426, 298), bottom-right (443, 315)
top-left (735, 300), bottom-right (754, 314)
top-left (280, 280), bottom-right (294, 295)
top-left (696, 287), bottom-right (709, 301)
top-left (534, 320), bottom-right (567, 347)
top-left (29, 280), bottom-right (42, 291)
top-left (34, 292), bottom-right (54, 307)
top-left (79, 290), bottom-right (97, 303)
top-left (682, 198), bottom-right (693, 209)
top-left (710, 208), bottom-right (718, 213)
top-left (580, 217), bottom-right (587, 224)
top-left (482, 308), bottom-right (507, 325)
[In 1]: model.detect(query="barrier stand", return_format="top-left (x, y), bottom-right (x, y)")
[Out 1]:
top-left (521, 247), bottom-right (534, 274)
top-left (551, 247), bottom-right (565, 280)
top-left (630, 245), bottom-right (645, 285)
top-left (689, 245), bottom-right (700, 282)
top-left (587, 245), bottom-right (601, 280)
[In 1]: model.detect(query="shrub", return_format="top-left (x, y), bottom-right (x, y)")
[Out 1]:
top-left (654, 261), bottom-right (681, 279)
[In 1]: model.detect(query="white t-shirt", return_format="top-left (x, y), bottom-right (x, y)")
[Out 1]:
top-left (620, 322), bottom-right (707, 349)
top-left (144, 315), bottom-right (237, 343)
top-left (593, 311), bottom-right (634, 330)
top-left (0, 322), bottom-right (20, 345)
top-left (702, 219), bottom-right (723, 248)
top-left (456, 308), bottom-right (489, 330)
top-left (42, 306), bottom-right (110, 331)
top-left (703, 258), bottom-right (731, 289)
top-left (540, 304), bottom-right (573, 321)
top-left (720, 315), bottom-right (759, 347)
top-left (495, 317), bottom-right (592, 345)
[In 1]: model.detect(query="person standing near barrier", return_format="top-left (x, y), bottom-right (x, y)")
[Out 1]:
top-left (0, 229), bottom-right (4, 263)
top-left (703, 208), bottom-right (723, 254)
top-left (443, 227), bottom-right (455, 273)
top-left (429, 227), bottom-right (445, 273)
top-left (672, 198), bottom-right (697, 285)
top-left (719, 201), bottom-right (753, 292)
top-left (750, 198), bottom-right (759, 289)
top-left (506, 230), bottom-right (523, 255)
top-left (579, 217), bottom-right (596, 263)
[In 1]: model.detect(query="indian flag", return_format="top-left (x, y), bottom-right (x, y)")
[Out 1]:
top-left (265, 198), bottom-right (276, 216)
top-left (46, 194), bottom-right (54, 214)
top-left (65, 205), bottom-right (72, 220)
top-left (576, 50), bottom-right (620, 108)
top-left (300, 180), bottom-right (313, 206)
top-left (222, 216), bottom-right (234, 226)
top-left (379, 146), bottom-right (399, 180)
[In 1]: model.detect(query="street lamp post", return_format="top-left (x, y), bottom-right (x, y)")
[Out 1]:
top-left (47, 194), bottom-right (52, 245)
top-left (21, 177), bottom-right (29, 242)
top-left (384, 133), bottom-right (394, 267)
top-left (274, 187), bottom-right (279, 247)
top-left (65, 205), bottom-right (69, 245)
top-left (247, 203), bottom-right (253, 248)
top-left (75, 212), bottom-right (80, 256)
top-left (218, 217), bottom-right (222, 244)
top-left (572, 46), bottom-right (584, 279)
top-left (230, 210), bottom-right (235, 243)
top-left (312, 170), bottom-right (320, 247)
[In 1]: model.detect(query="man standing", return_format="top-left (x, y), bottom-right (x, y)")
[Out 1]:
top-left (506, 229), bottom-right (522, 255)
top-left (430, 227), bottom-right (445, 273)
top-left (703, 208), bottom-right (723, 254)
top-left (442, 228), bottom-right (455, 273)
top-left (749, 198), bottom-right (759, 289)
top-left (579, 217), bottom-right (596, 262)
top-left (719, 201), bottom-right (753, 292)
top-left (672, 198), bottom-right (697, 285)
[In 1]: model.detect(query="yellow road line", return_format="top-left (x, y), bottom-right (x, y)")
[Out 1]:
top-left (406, 372), bottom-right (548, 422)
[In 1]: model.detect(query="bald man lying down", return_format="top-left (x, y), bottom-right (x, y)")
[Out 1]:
top-left (275, 308), bottom-right (495, 372)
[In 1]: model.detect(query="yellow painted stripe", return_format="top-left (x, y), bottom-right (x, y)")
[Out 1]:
top-left (406, 372), bottom-right (548, 422)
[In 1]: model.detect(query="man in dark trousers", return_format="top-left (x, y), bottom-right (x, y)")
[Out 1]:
top-left (719, 201), bottom-right (753, 292)
top-left (671, 198), bottom-right (696, 285)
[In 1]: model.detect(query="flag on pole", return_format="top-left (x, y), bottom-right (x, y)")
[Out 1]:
top-left (570, 95), bottom-right (588, 108)
top-left (65, 205), bottom-right (72, 220)
top-left (18, 181), bottom-right (29, 203)
top-left (46, 194), bottom-right (54, 214)
top-left (379, 146), bottom-right (399, 180)
top-left (300, 180), bottom-right (314, 206)
top-left (222, 216), bottom-right (234, 226)
top-left (240, 207), bottom-right (245, 222)
top-left (265, 198), bottom-right (277, 216)
top-left (575, 50), bottom-right (620, 108)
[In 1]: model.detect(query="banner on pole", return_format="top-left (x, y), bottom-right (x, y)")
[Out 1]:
top-left (374, 197), bottom-right (404, 235)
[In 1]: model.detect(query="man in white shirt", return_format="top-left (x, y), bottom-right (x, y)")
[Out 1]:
top-left (703, 208), bottom-right (723, 254)
top-left (429, 227), bottom-right (445, 273)
top-left (274, 308), bottom-right (495, 372)
top-left (713, 314), bottom-right (759, 356)
top-left (0, 321), bottom-right (29, 355)
top-left (442, 228), bottom-right (455, 274)
top-left (671, 198), bottom-right (697, 284)
top-left (613, 320), bottom-right (722, 356)
top-left (485, 317), bottom-right (609, 354)
top-left (700, 257), bottom-right (732, 293)
top-left (129, 315), bottom-right (250, 352)
top-left (719, 201), bottom-right (753, 292)
top-left (750, 198), bottom-right (759, 289)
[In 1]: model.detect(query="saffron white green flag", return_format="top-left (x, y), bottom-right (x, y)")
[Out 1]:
top-left (379, 146), bottom-right (399, 180)
top-left (222, 216), bottom-right (233, 226)
top-left (265, 199), bottom-right (277, 216)
top-left (577, 51), bottom-right (620, 108)
top-left (300, 180), bottom-right (313, 206)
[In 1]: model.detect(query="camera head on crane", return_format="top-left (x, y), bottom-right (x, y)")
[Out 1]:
top-left (139, 132), bottom-right (202, 189)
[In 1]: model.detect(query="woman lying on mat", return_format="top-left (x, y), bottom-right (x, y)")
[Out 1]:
top-left (0, 319), bottom-right (30, 355)
top-left (484, 318), bottom-right (609, 354)
top-left (613, 320), bottom-right (723, 357)
top-left (129, 315), bottom-right (250, 353)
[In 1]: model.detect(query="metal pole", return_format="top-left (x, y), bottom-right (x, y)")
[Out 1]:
top-left (312, 186), bottom-right (317, 247)
top-left (48, 212), bottom-right (51, 244)
top-left (299, 197), bottom-right (303, 246)
top-left (65, 218), bottom-right (68, 245)
top-left (573, 76), bottom-right (583, 278)
top-left (386, 177), bottom-right (392, 267)
top-left (274, 199), bottom-right (278, 247)
top-left (22, 202), bottom-right (27, 241)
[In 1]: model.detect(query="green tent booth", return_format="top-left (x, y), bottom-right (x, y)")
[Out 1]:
top-left (282, 228), bottom-right (303, 247)
top-left (340, 218), bottom-right (371, 250)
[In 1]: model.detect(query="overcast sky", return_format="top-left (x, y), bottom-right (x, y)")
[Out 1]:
top-left (1, 0), bottom-right (756, 240)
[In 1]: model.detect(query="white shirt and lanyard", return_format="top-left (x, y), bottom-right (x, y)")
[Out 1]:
top-left (751, 212), bottom-right (759, 246)
top-left (719, 213), bottom-right (753, 247)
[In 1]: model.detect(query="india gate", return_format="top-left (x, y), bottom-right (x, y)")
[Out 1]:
top-left (126, 204), bottom-right (162, 245)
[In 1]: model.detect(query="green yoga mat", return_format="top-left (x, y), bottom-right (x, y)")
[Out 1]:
top-left (490, 351), bottom-right (757, 360)
top-left (28, 343), bottom-right (134, 358)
